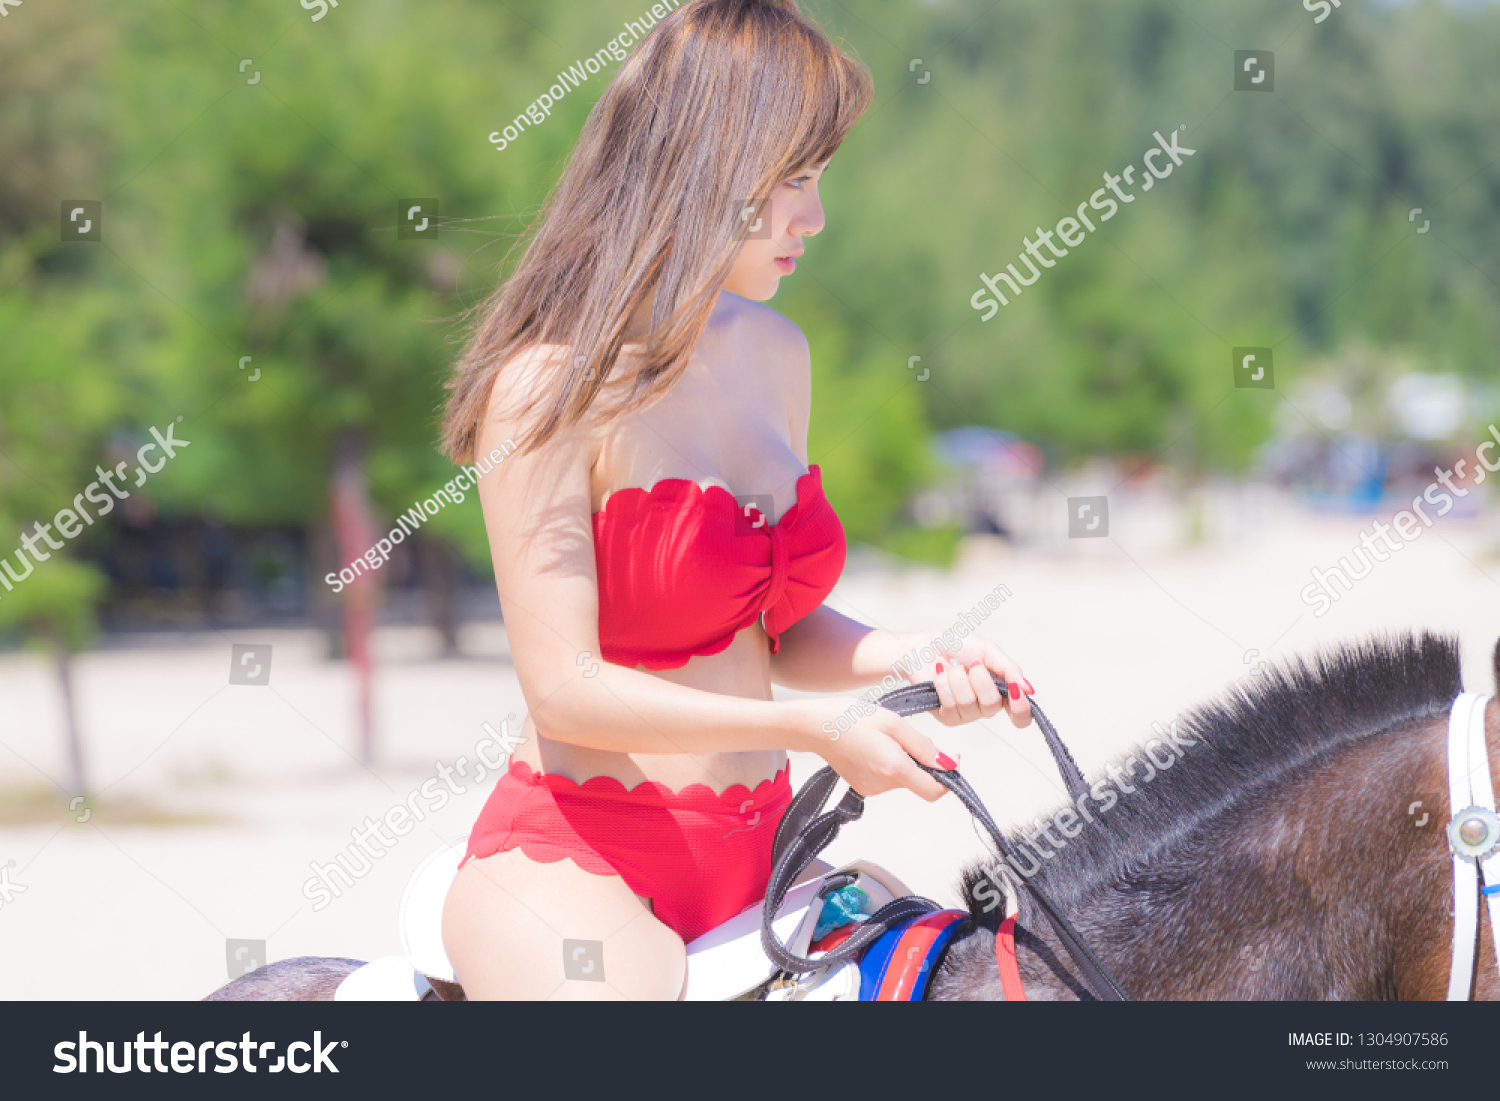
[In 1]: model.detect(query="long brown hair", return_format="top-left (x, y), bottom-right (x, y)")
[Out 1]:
top-left (441, 0), bottom-right (871, 463)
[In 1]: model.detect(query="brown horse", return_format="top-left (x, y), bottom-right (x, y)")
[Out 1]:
top-left (206, 632), bottom-right (1495, 1001)
top-left (929, 632), bottom-right (1497, 1000)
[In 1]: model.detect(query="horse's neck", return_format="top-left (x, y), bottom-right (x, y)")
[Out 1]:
top-left (1003, 713), bottom-right (1458, 1001)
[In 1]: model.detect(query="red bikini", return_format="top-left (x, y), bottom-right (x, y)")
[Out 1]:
top-left (592, 465), bottom-right (847, 669)
top-left (463, 465), bottom-right (846, 942)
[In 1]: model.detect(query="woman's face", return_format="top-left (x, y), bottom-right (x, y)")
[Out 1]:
top-left (721, 159), bottom-right (829, 301)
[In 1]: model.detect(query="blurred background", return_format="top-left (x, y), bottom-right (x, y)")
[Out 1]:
top-left (3, 0), bottom-right (1500, 997)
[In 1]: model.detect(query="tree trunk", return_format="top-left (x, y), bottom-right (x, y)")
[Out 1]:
top-left (421, 537), bottom-right (460, 657)
top-left (41, 619), bottom-right (87, 795)
top-left (308, 519), bottom-right (345, 659)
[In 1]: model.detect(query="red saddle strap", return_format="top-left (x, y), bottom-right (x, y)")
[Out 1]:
top-left (996, 914), bottom-right (1027, 1001)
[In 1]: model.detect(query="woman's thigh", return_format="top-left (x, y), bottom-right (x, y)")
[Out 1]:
top-left (442, 847), bottom-right (687, 1001)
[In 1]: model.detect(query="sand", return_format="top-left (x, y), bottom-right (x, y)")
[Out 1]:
top-left (2, 486), bottom-right (1497, 998)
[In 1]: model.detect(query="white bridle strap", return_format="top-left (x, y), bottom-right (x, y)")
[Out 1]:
top-left (1473, 694), bottom-right (1500, 992)
top-left (1445, 692), bottom-right (1498, 1000)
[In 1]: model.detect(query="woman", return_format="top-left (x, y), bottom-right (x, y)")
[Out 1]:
top-left (440, 0), bottom-right (1033, 1000)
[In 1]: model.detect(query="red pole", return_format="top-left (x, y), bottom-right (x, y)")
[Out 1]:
top-left (331, 431), bottom-right (379, 765)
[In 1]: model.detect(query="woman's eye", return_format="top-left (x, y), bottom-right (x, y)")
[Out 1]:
top-left (785, 175), bottom-right (812, 190)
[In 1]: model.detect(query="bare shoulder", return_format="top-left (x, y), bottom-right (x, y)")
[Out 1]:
top-left (476, 343), bottom-right (606, 485)
top-left (483, 343), bottom-right (564, 422)
top-left (703, 293), bottom-right (811, 459)
top-left (483, 342), bottom-right (613, 434)
top-left (707, 293), bottom-right (810, 390)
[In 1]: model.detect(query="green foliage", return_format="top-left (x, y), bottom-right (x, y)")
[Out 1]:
top-left (0, 557), bottom-right (107, 652)
top-left (789, 0), bottom-right (1500, 480)
top-left (3, 0), bottom-right (1499, 602)
top-left (879, 524), bottom-right (965, 569)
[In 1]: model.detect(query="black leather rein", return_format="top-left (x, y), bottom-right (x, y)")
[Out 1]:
top-left (759, 675), bottom-right (1133, 1001)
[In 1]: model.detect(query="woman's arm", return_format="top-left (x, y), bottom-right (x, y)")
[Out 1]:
top-left (475, 352), bottom-right (949, 799)
top-left (765, 318), bottom-right (1029, 727)
top-left (772, 604), bottom-right (1035, 727)
top-left (769, 605), bottom-right (911, 691)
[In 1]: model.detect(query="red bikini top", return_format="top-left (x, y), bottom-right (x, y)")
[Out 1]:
top-left (592, 465), bottom-right (846, 670)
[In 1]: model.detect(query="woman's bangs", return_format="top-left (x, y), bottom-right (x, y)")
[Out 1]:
top-left (785, 45), bottom-right (870, 172)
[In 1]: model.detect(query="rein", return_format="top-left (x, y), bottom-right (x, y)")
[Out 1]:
top-left (760, 674), bottom-right (1132, 1001)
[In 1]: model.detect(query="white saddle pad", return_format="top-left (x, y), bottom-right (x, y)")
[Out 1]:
top-left (399, 834), bottom-right (470, 983)
top-left (335, 834), bottom-right (912, 1001)
top-left (334, 955), bottom-right (432, 1001)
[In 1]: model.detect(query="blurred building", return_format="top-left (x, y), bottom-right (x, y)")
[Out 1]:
top-left (1257, 366), bottom-right (1491, 516)
top-left (911, 426), bottom-right (1046, 539)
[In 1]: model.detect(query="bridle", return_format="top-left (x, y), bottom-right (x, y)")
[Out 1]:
top-left (1444, 692), bottom-right (1500, 1000)
top-left (762, 681), bottom-right (1500, 1003)
top-left (760, 675), bottom-right (1131, 1001)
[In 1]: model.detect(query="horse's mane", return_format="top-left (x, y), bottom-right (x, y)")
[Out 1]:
top-left (958, 631), bottom-right (1463, 926)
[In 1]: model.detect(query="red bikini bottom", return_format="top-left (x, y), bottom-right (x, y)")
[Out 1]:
top-left (461, 760), bottom-right (794, 943)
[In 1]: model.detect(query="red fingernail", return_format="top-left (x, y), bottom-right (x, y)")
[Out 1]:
top-left (1023, 678), bottom-right (1035, 695)
top-left (936, 753), bottom-right (958, 770)
top-left (1008, 682), bottom-right (1021, 699)
top-left (935, 662), bottom-right (945, 674)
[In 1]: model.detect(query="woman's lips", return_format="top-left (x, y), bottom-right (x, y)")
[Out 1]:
top-left (774, 256), bottom-right (796, 274)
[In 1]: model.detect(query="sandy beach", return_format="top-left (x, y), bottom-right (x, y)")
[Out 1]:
top-left (3, 488), bottom-right (1498, 999)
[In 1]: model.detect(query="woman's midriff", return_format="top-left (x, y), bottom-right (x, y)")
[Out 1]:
top-left (510, 625), bottom-right (785, 794)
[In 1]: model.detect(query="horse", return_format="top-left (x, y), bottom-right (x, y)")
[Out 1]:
top-left (205, 632), bottom-right (1497, 1001)
top-left (928, 631), bottom-right (1497, 1000)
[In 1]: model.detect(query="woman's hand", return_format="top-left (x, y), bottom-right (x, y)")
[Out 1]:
top-left (900, 635), bottom-right (1034, 729)
top-left (792, 698), bottom-right (954, 801)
